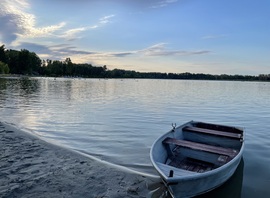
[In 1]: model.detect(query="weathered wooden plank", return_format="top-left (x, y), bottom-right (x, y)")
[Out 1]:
top-left (183, 126), bottom-right (242, 139)
top-left (163, 137), bottom-right (238, 158)
top-left (169, 157), bottom-right (214, 173)
top-left (195, 122), bottom-right (243, 134)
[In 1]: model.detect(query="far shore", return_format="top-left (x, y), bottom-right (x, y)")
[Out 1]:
top-left (1, 73), bottom-right (270, 82)
top-left (0, 122), bottom-right (162, 198)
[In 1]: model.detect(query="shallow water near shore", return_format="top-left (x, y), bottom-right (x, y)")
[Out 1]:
top-left (1, 77), bottom-right (270, 197)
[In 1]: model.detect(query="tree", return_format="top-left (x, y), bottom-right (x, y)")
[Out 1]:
top-left (4, 48), bottom-right (41, 74)
top-left (64, 57), bottom-right (73, 76)
top-left (48, 60), bottom-right (63, 76)
top-left (0, 61), bottom-right (9, 74)
top-left (0, 45), bottom-right (7, 63)
top-left (5, 49), bottom-right (20, 74)
top-left (19, 49), bottom-right (32, 74)
top-left (29, 52), bottom-right (42, 74)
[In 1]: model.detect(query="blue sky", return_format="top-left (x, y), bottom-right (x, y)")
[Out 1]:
top-left (0, 0), bottom-right (269, 75)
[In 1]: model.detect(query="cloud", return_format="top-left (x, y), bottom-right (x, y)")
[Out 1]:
top-left (16, 42), bottom-right (51, 54)
top-left (151, 0), bottom-right (179, 8)
top-left (0, 0), bottom-right (66, 43)
top-left (22, 22), bottom-right (66, 38)
top-left (0, 0), bottom-right (29, 43)
top-left (13, 41), bottom-right (209, 65)
top-left (0, 15), bottom-right (19, 43)
top-left (58, 15), bottom-right (115, 41)
top-left (202, 34), bottom-right (228, 40)
top-left (79, 43), bottom-right (210, 59)
top-left (99, 0), bottom-right (179, 9)
top-left (60, 27), bottom-right (87, 41)
top-left (0, 0), bottom-right (116, 44)
top-left (90, 15), bottom-right (115, 29)
top-left (69, 43), bottom-right (209, 60)
top-left (110, 52), bottom-right (135, 57)
top-left (12, 42), bottom-right (92, 61)
top-left (99, 15), bottom-right (115, 24)
top-left (16, 43), bottom-right (131, 61)
top-left (140, 43), bottom-right (210, 56)
top-left (55, 46), bottom-right (95, 56)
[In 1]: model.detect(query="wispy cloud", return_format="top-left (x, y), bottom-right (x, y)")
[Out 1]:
top-left (59, 15), bottom-right (115, 41)
top-left (60, 27), bottom-right (87, 41)
top-left (0, 0), bottom-right (115, 44)
top-left (16, 42), bottom-right (96, 61)
top-left (151, 0), bottom-right (178, 8)
top-left (202, 34), bottom-right (228, 40)
top-left (17, 42), bottom-right (51, 54)
top-left (85, 43), bottom-right (210, 59)
top-left (0, 0), bottom-right (66, 43)
top-left (22, 22), bottom-right (66, 38)
top-left (16, 42), bottom-right (210, 63)
top-left (99, 15), bottom-right (115, 24)
top-left (140, 43), bottom-right (210, 56)
top-left (0, 0), bottom-right (29, 43)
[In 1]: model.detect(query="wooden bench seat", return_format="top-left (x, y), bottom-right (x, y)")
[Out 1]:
top-left (183, 126), bottom-right (243, 140)
top-left (163, 137), bottom-right (238, 158)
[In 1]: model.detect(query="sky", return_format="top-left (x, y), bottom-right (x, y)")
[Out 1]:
top-left (0, 0), bottom-right (269, 75)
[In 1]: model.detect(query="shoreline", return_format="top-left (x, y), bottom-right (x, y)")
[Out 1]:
top-left (0, 122), bottom-right (160, 198)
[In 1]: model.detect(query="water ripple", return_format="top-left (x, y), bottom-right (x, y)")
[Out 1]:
top-left (1, 77), bottom-right (270, 197)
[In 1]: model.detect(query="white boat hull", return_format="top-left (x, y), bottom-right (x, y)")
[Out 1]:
top-left (150, 121), bottom-right (244, 198)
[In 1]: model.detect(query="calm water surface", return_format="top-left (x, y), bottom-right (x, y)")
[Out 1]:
top-left (0, 77), bottom-right (270, 197)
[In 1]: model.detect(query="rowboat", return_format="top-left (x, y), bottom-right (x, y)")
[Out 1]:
top-left (150, 121), bottom-right (244, 198)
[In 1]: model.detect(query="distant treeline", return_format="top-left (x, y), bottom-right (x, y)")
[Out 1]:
top-left (1, 45), bottom-right (270, 81)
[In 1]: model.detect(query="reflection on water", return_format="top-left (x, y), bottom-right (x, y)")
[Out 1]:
top-left (0, 77), bottom-right (40, 109)
top-left (147, 158), bottom-right (244, 198)
top-left (1, 77), bottom-right (270, 197)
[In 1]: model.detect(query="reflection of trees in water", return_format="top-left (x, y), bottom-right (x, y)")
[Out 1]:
top-left (18, 77), bottom-right (40, 97)
top-left (0, 77), bottom-right (41, 106)
top-left (0, 78), bottom-right (8, 104)
top-left (42, 78), bottom-right (73, 101)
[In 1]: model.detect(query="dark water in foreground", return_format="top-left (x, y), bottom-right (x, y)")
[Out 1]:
top-left (1, 77), bottom-right (270, 197)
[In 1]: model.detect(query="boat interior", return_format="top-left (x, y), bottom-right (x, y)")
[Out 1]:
top-left (163, 122), bottom-right (244, 173)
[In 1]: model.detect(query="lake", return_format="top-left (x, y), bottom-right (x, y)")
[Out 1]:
top-left (0, 77), bottom-right (269, 197)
